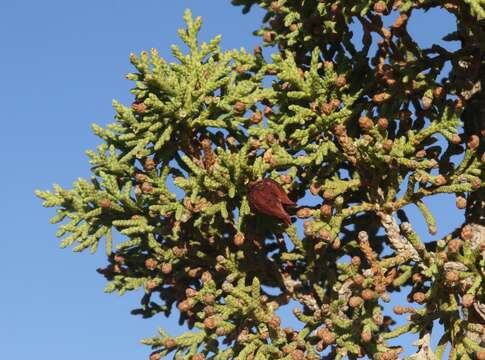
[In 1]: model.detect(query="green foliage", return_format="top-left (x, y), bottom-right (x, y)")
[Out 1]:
top-left (37, 2), bottom-right (485, 360)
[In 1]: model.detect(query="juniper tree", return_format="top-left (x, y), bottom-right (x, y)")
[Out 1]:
top-left (37, 1), bottom-right (484, 359)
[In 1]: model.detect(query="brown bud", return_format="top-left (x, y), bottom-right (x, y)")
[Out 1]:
top-left (361, 330), bottom-right (372, 343)
top-left (334, 124), bottom-right (346, 136)
top-left (383, 139), bottom-right (393, 151)
top-left (263, 31), bottom-right (275, 43)
top-left (351, 256), bottom-right (361, 267)
top-left (192, 354), bottom-right (205, 360)
top-left (202, 294), bottom-right (215, 305)
top-left (455, 196), bottom-right (467, 209)
top-left (309, 182), bottom-right (321, 195)
top-left (290, 350), bottom-right (305, 360)
top-left (280, 174), bottom-right (292, 184)
top-left (481, 152), bottom-right (485, 164)
top-left (215, 327), bottom-right (226, 336)
top-left (269, 314), bottom-right (281, 329)
top-left (135, 173), bottom-right (147, 183)
top-left (375, 284), bottom-right (386, 294)
top-left (266, 133), bottom-right (276, 144)
top-left (263, 105), bottom-right (273, 116)
top-left (377, 117), bottom-right (388, 130)
top-left (330, 98), bottom-right (341, 110)
top-left (354, 274), bottom-right (365, 286)
top-left (323, 189), bottom-right (336, 200)
top-left (263, 149), bottom-right (273, 164)
top-left (172, 246), bottom-right (186, 258)
top-left (380, 350), bottom-right (399, 360)
top-left (144, 157), bottom-right (156, 171)
top-left (99, 198), bottom-right (112, 209)
top-left (420, 174), bottom-right (429, 185)
top-left (319, 228), bottom-right (331, 241)
top-left (393, 305), bottom-right (405, 315)
top-left (462, 294), bottom-right (474, 308)
top-left (204, 305), bottom-right (216, 316)
top-left (359, 116), bottom-right (374, 130)
top-left (320, 204), bottom-right (332, 217)
top-left (468, 135), bottom-right (480, 150)
top-left (303, 220), bottom-right (315, 236)
top-left (461, 224), bottom-right (474, 241)
top-left (296, 208), bottom-right (313, 219)
top-left (445, 270), bottom-right (459, 283)
top-left (145, 258), bottom-right (158, 271)
top-left (332, 237), bottom-right (341, 249)
top-left (178, 299), bottom-right (193, 312)
top-left (253, 45), bottom-right (262, 55)
top-left (373, 92), bottom-right (390, 103)
top-left (330, 3), bottom-right (340, 14)
top-left (349, 296), bottom-right (364, 308)
top-left (150, 353), bottom-right (161, 360)
top-left (447, 239), bottom-right (462, 253)
top-left (437, 251), bottom-right (448, 262)
top-left (289, 23), bottom-right (298, 32)
top-left (362, 289), bottom-right (375, 301)
top-left (415, 150), bottom-right (426, 158)
top-left (477, 350), bottom-right (485, 360)
top-left (320, 102), bottom-right (333, 115)
top-left (386, 78), bottom-right (397, 86)
top-left (111, 263), bottom-right (124, 275)
top-left (233, 101), bottom-right (246, 113)
top-left (250, 138), bottom-right (261, 149)
top-left (114, 254), bottom-right (125, 264)
top-left (233, 232), bottom-right (245, 246)
top-left (141, 182), bottom-right (153, 194)
top-left (374, 1), bottom-right (388, 14)
top-left (203, 316), bottom-right (219, 330)
top-left (316, 327), bottom-right (334, 343)
top-left (454, 98), bottom-right (463, 110)
top-left (335, 75), bottom-right (346, 87)
top-left (132, 102), bottom-right (146, 114)
top-left (188, 268), bottom-right (200, 278)
top-left (185, 288), bottom-right (197, 298)
top-left (434, 175), bottom-right (447, 186)
top-left (412, 292), bottom-right (426, 304)
top-left (161, 262), bottom-right (172, 274)
top-left (201, 271), bottom-right (213, 283)
top-left (471, 178), bottom-right (482, 189)
top-left (145, 279), bottom-right (158, 291)
top-left (251, 111), bottom-right (262, 124)
top-left (412, 273), bottom-right (423, 283)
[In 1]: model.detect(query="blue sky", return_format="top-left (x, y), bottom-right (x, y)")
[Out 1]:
top-left (0, 1), bottom-right (462, 359)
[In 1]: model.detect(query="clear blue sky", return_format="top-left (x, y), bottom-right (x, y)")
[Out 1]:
top-left (0, 1), bottom-right (462, 359)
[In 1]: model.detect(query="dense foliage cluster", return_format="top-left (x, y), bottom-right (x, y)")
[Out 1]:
top-left (37, 1), bottom-right (484, 359)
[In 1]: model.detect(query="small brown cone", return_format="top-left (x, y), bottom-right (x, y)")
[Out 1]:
top-left (456, 196), bottom-right (467, 209)
top-left (233, 232), bottom-right (245, 247)
top-left (462, 294), bottom-right (474, 308)
top-left (477, 350), bottom-right (485, 360)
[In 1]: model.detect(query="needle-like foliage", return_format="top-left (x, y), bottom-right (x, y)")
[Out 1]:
top-left (37, 2), bottom-right (484, 359)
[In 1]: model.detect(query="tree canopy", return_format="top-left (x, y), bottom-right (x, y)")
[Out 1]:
top-left (37, 1), bottom-right (484, 359)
